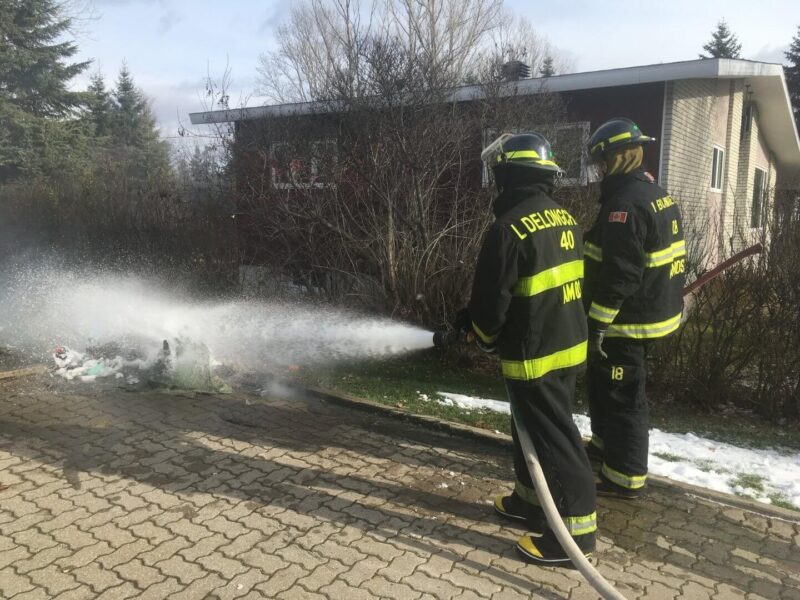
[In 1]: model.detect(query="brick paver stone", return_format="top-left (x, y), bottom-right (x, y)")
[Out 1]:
top-left (0, 374), bottom-right (798, 599)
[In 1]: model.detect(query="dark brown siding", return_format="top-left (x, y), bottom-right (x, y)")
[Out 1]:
top-left (561, 82), bottom-right (666, 179)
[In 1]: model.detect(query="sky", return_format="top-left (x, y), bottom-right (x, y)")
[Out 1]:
top-left (67, 0), bottom-right (799, 139)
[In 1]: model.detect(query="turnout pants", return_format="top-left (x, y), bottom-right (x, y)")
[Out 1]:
top-left (507, 372), bottom-right (597, 539)
top-left (588, 338), bottom-right (649, 490)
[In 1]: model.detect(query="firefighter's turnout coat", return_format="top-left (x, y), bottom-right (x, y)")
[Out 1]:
top-left (583, 168), bottom-right (685, 338)
top-left (468, 182), bottom-right (587, 381)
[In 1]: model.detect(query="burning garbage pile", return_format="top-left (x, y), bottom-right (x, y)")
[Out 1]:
top-left (52, 338), bottom-right (233, 393)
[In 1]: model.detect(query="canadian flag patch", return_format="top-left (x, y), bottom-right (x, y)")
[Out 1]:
top-left (608, 211), bottom-right (628, 224)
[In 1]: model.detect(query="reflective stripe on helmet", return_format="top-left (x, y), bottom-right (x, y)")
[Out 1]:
top-left (503, 150), bottom-right (542, 160)
top-left (608, 131), bottom-right (633, 144)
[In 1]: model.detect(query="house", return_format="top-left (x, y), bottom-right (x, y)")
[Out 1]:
top-left (191, 58), bottom-right (800, 266)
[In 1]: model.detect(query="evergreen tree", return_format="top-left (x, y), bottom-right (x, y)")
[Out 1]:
top-left (110, 63), bottom-right (170, 179)
top-left (86, 73), bottom-right (113, 137)
top-left (540, 55), bottom-right (556, 77)
top-left (785, 25), bottom-right (800, 132)
top-left (112, 63), bottom-right (150, 147)
top-left (0, 0), bottom-right (90, 117)
top-left (700, 20), bottom-right (742, 59)
top-left (0, 0), bottom-right (90, 179)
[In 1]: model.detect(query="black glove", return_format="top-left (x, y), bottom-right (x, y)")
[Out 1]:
top-left (476, 336), bottom-right (497, 354)
top-left (451, 307), bottom-right (471, 334)
top-left (588, 328), bottom-right (607, 361)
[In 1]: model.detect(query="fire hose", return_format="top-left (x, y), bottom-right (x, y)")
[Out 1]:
top-left (437, 243), bottom-right (763, 599)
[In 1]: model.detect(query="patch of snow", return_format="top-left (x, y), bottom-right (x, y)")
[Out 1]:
top-left (418, 391), bottom-right (800, 510)
top-left (434, 392), bottom-right (511, 414)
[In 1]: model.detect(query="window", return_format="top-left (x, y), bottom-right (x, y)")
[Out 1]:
top-left (740, 103), bottom-right (754, 138)
top-left (554, 122), bottom-right (592, 186)
top-left (710, 146), bottom-right (725, 192)
top-left (751, 167), bottom-right (767, 228)
top-left (271, 140), bottom-right (337, 189)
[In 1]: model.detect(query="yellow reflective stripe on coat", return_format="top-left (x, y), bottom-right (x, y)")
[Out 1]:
top-left (513, 260), bottom-right (583, 297)
top-left (605, 312), bottom-right (682, 339)
top-left (645, 240), bottom-right (686, 267)
top-left (583, 242), bottom-right (602, 262)
top-left (471, 321), bottom-right (498, 344)
top-left (588, 301), bottom-right (619, 324)
top-left (602, 464), bottom-right (647, 489)
top-left (584, 240), bottom-right (686, 268)
top-left (502, 341), bottom-right (587, 381)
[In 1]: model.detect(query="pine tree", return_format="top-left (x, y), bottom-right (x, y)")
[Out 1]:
top-left (0, 0), bottom-right (91, 179)
top-left (785, 25), bottom-right (800, 132)
top-left (540, 55), bottom-right (556, 77)
top-left (86, 73), bottom-right (113, 137)
top-left (112, 63), bottom-right (150, 147)
top-left (110, 63), bottom-right (170, 179)
top-left (700, 20), bottom-right (742, 59)
top-left (0, 0), bottom-right (90, 117)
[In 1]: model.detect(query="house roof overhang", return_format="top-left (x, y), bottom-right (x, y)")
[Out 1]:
top-left (189, 58), bottom-right (800, 173)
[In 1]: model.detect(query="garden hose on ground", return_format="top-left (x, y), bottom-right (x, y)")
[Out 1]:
top-left (512, 405), bottom-right (627, 600)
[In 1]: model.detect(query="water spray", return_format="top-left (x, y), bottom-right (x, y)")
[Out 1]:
top-left (0, 263), bottom-right (434, 383)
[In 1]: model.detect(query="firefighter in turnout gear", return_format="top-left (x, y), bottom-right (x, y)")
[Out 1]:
top-left (583, 118), bottom-right (686, 499)
top-left (467, 132), bottom-right (596, 566)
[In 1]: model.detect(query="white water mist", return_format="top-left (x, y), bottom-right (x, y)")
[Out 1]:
top-left (0, 264), bottom-right (434, 372)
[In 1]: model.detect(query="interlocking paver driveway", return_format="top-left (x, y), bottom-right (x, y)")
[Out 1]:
top-left (1, 374), bottom-right (798, 599)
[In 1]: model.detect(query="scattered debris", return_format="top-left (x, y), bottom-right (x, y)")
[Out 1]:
top-left (0, 365), bottom-right (48, 381)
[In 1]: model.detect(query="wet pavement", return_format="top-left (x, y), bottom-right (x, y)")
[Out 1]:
top-left (0, 372), bottom-right (798, 599)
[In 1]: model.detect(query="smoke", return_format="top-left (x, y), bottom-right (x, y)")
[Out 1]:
top-left (0, 262), bottom-right (434, 373)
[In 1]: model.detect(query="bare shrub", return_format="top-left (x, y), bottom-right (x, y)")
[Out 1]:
top-left (652, 189), bottom-right (800, 423)
top-left (234, 0), bottom-right (575, 327)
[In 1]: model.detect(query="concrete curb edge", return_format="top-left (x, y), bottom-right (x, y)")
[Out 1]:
top-left (301, 384), bottom-right (800, 523)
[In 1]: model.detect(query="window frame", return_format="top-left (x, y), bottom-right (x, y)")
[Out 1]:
top-left (751, 166), bottom-right (767, 229)
top-left (710, 145), bottom-right (725, 192)
top-left (270, 140), bottom-right (338, 190)
top-left (555, 121), bottom-right (593, 187)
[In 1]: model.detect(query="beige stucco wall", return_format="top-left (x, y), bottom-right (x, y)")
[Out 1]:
top-left (661, 79), bottom-right (744, 265)
top-left (733, 109), bottom-right (777, 249)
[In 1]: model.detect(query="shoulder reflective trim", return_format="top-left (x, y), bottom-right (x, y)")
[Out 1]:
top-left (501, 341), bottom-right (587, 381)
top-left (590, 434), bottom-right (605, 450)
top-left (471, 321), bottom-right (498, 344)
top-left (564, 513), bottom-right (597, 536)
top-left (588, 301), bottom-right (619, 324)
top-left (608, 131), bottom-right (633, 144)
top-left (583, 242), bottom-right (602, 262)
top-left (605, 312), bottom-right (682, 339)
top-left (601, 464), bottom-right (647, 490)
top-left (513, 260), bottom-right (583, 297)
top-left (503, 150), bottom-right (541, 160)
top-left (514, 480), bottom-right (541, 506)
top-left (645, 240), bottom-right (686, 267)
